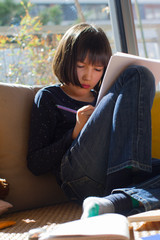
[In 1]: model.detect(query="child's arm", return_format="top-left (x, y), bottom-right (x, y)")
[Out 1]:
top-left (27, 89), bottom-right (73, 176)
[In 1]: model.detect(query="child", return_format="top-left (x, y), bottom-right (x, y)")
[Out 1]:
top-left (27, 23), bottom-right (156, 216)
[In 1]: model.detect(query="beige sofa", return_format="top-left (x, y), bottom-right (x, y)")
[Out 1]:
top-left (1, 81), bottom-right (160, 213)
top-left (0, 82), bottom-right (160, 240)
top-left (0, 82), bottom-right (68, 213)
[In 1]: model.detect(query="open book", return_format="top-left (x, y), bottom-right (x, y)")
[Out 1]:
top-left (96, 52), bottom-right (160, 105)
top-left (37, 213), bottom-right (131, 240)
top-left (29, 209), bottom-right (160, 240)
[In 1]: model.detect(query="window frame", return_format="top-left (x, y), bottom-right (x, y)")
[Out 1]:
top-left (108, 0), bottom-right (139, 55)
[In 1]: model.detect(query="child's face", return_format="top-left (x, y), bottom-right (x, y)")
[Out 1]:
top-left (76, 56), bottom-right (104, 91)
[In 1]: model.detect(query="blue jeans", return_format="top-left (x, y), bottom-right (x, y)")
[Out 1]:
top-left (60, 65), bottom-right (156, 203)
top-left (113, 158), bottom-right (160, 214)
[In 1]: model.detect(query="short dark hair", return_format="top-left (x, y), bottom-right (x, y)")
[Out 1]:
top-left (52, 23), bottom-right (112, 91)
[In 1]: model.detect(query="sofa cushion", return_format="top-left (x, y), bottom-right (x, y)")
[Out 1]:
top-left (151, 91), bottom-right (160, 159)
top-left (0, 200), bottom-right (13, 215)
top-left (0, 83), bottom-right (67, 212)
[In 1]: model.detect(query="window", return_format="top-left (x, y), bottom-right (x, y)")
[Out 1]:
top-left (0, 0), bottom-right (115, 85)
top-left (1, 0), bottom-right (159, 85)
top-left (131, 0), bottom-right (160, 59)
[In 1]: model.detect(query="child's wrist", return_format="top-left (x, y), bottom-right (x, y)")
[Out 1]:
top-left (72, 128), bottom-right (78, 139)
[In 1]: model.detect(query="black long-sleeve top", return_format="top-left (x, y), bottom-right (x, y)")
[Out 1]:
top-left (27, 84), bottom-right (96, 183)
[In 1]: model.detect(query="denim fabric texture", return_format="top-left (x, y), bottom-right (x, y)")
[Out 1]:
top-left (113, 158), bottom-right (160, 213)
top-left (60, 65), bottom-right (157, 206)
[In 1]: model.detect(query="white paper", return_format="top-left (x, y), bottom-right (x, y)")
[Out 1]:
top-left (96, 52), bottom-right (160, 105)
top-left (39, 213), bottom-right (130, 240)
top-left (128, 209), bottom-right (160, 223)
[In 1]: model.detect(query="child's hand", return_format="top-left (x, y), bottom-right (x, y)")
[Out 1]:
top-left (72, 105), bottom-right (95, 139)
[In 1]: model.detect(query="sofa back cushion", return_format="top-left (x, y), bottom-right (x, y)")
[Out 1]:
top-left (0, 83), bottom-right (67, 212)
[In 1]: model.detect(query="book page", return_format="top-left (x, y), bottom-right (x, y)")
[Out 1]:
top-left (128, 209), bottom-right (160, 223)
top-left (39, 213), bottom-right (130, 240)
top-left (96, 52), bottom-right (160, 105)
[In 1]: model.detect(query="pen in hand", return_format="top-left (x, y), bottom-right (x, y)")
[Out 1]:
top-left (56, 105), bottom-right (77, 114)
